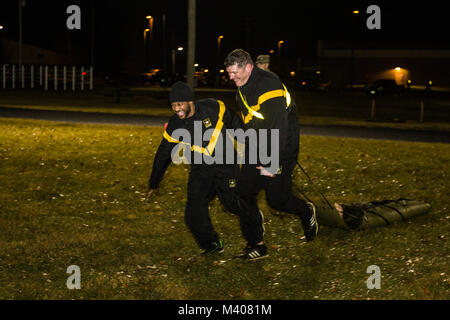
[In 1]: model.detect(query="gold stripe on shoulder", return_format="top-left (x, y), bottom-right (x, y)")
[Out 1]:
top-left (257, 89), bottom-right (285, 105)
top-left (163, 130), bottom-right (181, 143)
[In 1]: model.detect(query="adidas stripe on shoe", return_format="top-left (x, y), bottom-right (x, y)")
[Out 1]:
top-left (236, 244), bottom-right (268, 261)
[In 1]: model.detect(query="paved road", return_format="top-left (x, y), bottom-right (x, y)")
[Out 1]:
top-left (299, 124), bottom-right (450, 144)
top-left (1, 106), bottom-right (449, 144)
top-left (0, 106), bottom-right (167, 126)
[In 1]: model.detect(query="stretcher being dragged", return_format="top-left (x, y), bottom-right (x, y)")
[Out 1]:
top-left (315, 199), bottom-right (432, 230)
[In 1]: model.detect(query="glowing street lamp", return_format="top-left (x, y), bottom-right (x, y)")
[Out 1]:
top-left (277, 41), bottom-right (284, 73)
top-left (0, 25), bottom-right (4, 30)
top-left (172, 47), bottom-right (184, 74)
top-left (144, 15), bottom-right (154, 70)
top-left (216, 35), bottom-right (224, 86)
top-left (143, 28), bottom-right (149, 41)
top-left (278, 40), bottom-right (284, 54)
top-left (145, 15), bottom-right (154, 41)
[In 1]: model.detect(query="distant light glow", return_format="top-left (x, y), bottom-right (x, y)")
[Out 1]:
top-left (290, 71), bottom-right (296, 77)
top-left (353, 10), bottom-right (359, 14)
top-left (395, 67), bottom-right (401, 71)
top-left (177, 47), bottom-right (184, 51)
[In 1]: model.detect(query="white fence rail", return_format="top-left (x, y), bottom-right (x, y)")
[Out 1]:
top-left (1, 65), bottom-right (93, 90)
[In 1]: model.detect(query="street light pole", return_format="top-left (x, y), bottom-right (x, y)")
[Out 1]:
top-left (172, 47), bottom-right (183, 75)
top-left (216, 35), bottom-right (223, 87)
top-left (277, 40), bottom-right (284, 74)
top-left (217, 35), bottom-right (223, 59)
top-left (146, 16), bottom-right (154, 38)
top-left (18, 0), bottom-right (23, 67)
top-left (186, 0), bottom-right (196, 89)
top-left (350, 10), bottom-right (359, 87)
top-left (145, 16), bottom-right (154, 70)
top-left (162, 14), bottom-right (167, 76)
top-left (90, 2), bottom-right (95, 68)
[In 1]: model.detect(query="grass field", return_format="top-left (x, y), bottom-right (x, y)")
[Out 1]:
top-left (0, 118), bottom-right (449, 300)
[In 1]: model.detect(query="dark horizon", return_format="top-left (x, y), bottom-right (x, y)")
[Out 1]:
top-left (1, 0), bottom-right (450, 76)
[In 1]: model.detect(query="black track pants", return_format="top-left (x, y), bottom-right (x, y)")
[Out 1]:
top-left (185, 165), bottom-right (242, 249)
top-left (237, 159), bottom-right (310, 245)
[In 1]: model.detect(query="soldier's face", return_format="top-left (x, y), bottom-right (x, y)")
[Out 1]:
top-left (226, 63), bottom-right (253, 87)
top-left (257, 63), bottom-right (269, 71)
top-left (171, 101), bottom-right (193, 119)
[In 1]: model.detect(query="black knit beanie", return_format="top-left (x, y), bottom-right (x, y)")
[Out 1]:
top-left (169, 81), bottom-right (194, 103)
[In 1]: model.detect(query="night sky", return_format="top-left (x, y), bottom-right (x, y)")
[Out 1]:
top-left (1, 0), bottom-right (449, 75)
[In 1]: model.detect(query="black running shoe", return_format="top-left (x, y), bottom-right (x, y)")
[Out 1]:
top-left (303, 202), bottom-right (319, 242)
top-left (236, 244), bottom-right (268, 260)
top-left (202, 240), bottom-right (224, 255)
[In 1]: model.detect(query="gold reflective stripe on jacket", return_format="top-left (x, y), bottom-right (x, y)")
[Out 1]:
top-left (163, 100), bottom-right (226, 156)
top-left (282, 84), bottom-right (292, 107)
top-left (239, 85), bottom-right (291, 124)
top-left (238, 88), bottom-right (264, 123)
top-left (206, 100), bottom-right (225, 155)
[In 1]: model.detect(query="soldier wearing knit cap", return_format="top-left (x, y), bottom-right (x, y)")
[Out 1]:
top-left (146, 81), bottom-right (261, 255)
top-left (168, 81), bottom-right (195, 120)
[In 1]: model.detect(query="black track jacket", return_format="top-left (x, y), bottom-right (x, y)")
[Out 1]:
top-left (148, 98), bottom-right (242, 190)
top-left (235, 66), bottom-right (294, 169)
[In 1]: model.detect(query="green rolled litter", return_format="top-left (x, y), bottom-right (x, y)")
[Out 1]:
top-left (316, 199), bottom-right (432, 230)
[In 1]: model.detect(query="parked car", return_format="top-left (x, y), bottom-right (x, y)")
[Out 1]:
top-left (299, 78), bottom-right (332, 92)
top-left (296, 69), bottom-right (332, 92)
top-left (366, 79), bottom-right (404, 95)
top-left (140, 69), bottom-right (165, 86)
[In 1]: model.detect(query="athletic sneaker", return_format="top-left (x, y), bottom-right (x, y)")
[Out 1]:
top-left (202, 240), bottom-right (224, 255)
top-left (303, 202), bottom-right (319, 242)
top-left (236, 244), bottom-right (268, 260)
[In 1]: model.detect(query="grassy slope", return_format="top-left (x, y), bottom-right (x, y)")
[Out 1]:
top-left (0, 118), bottom-right (448, 299)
